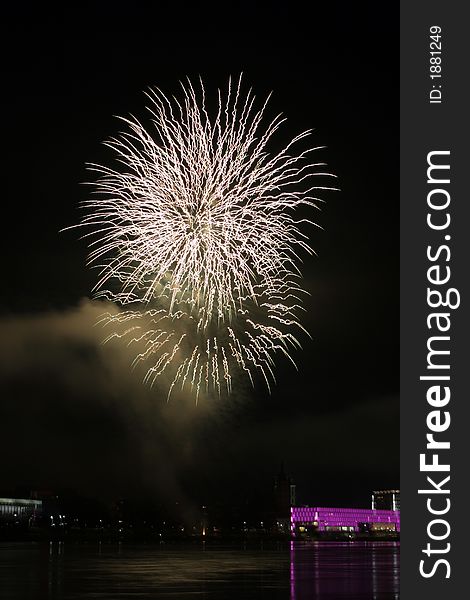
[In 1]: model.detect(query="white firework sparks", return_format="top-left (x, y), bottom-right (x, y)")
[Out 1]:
top-left (77, 76), bottom-right (336, 400)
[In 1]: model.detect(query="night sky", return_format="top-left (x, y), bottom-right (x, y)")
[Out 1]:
top-left (0, 2), bottom-right (398, 512)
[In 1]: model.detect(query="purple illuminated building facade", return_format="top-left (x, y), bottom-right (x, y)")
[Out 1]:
top-left (291, 506), bottom-right (400, 535)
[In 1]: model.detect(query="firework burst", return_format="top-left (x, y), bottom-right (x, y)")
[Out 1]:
top-left (76, 76), bottom-right (336, 400)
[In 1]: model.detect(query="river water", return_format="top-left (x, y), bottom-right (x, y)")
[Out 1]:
top-left (0, 540), bottom-right (399, 599)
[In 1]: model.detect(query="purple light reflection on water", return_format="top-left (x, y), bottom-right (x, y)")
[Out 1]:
top-left (290, 540), bottom-right (400, 600)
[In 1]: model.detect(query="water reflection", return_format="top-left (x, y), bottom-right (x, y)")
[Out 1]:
top-left (0, 540), bottom-right (399, 599)
top-left (290, 541), bottom-right (400, 599)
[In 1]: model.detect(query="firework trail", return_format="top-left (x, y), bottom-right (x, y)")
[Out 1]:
top-left (76, 76), bottom-right (336, 400)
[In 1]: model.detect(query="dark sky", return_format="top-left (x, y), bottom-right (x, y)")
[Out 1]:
top-left (0, 1), bottom-right (398, 512)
